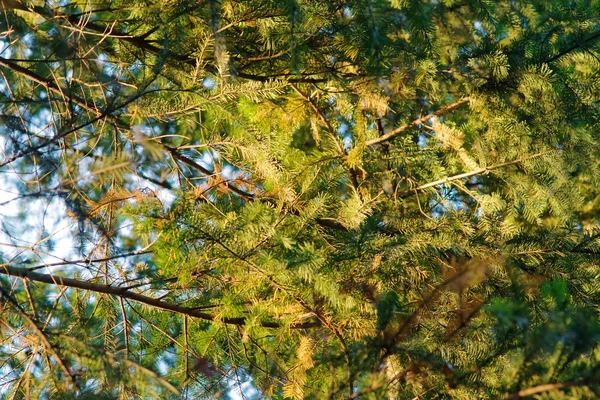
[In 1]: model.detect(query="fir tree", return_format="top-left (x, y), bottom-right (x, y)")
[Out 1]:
top-left (1, 0), bottom-right (600, 398)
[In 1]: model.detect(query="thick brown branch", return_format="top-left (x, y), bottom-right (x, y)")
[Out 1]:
top-left (504, 380), bottom-right (580, 399)
top-left (0, 265), bottom-right (320, 329)
top-left (365, 97), bottom-right (470, 146)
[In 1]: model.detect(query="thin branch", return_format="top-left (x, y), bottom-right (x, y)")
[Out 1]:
top-left (0, 56), bottom-right (100, 116)
top-left (290, 83), bottom-right (360, 190)
top-left (184, 315), bottom-right (189, 380)
top-left (289, 83), bottom-right (344, 154)
top-left (23, 282), bottom-right (36, 317)
top-left (207, 234), bottom-right (352, 382)
top-left (443, 303), bottom-right (484, 342)
top-left (118, 298), bottom-right (129, 356)
top-left (365, 97), bottom-right (470, 146)
top-left (0, 55), bottom-right (150, 168)
top-left (398, 151), bottom-right (550, 196)
top-left (127, 301), bottom-right (204, 361)
top-left (347, 370), bottom-right (408, 399)
top-left (377, 267), bottom-right (478, 365)
top-left (164, 145), bottom-right (254, 199)
top-left (165, 145), bottom-right (348, 230)
top-left (545, 30), bottom-right (600, 63)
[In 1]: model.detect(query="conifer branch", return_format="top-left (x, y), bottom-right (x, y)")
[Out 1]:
top-left (208, 234), bottom-right (353, 387)
top-left (0, 55), bottom-right (150, 167)
top-left (12, 1), bottom-right (329, 83)
top-left (347, 370), bottom-right (408, 399)
top-left (0, 286), bottom-right (80, 392)
top-left (365, 97), bottom-right (470, 146)
top-left (55, 333), bottom-right (181, 396)
top-left (127, 301), bottom-right (205, 361)
top-left (378, 266), bottom-right (484, 362)
top-left (0, 51), bottom-right (353, 238)
top-left (546, 30), bottom-right (600, 63)
top-left (0, 56), bottom-right (101, 116)
top-left (0, 55), bottom-right (348, 233)
top-left (290, 83), bottom-right (361, 190)
top-left (165, 144), bottom-right (348, 230)
top-left (164, 145), bottom-right (255, 199)
top-left (290, 83), bottom-right (344, 154)
top-left (0, 265), bottom-right (320, 329)
top-left (3, 2), bottom-right (599, 395)
top-left (399, 151), bottom-right (550, 196)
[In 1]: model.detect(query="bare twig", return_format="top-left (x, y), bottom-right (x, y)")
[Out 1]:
top-left (26, 250), bottom-right (151, 271)
top-left (504, 380), bottom-right (580, 399)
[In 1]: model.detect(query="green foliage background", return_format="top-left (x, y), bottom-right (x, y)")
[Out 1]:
top-left (1, 0), bottom-right (600, 398)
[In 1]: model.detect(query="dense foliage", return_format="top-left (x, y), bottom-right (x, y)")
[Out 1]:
top-left (1, 0), bottom-right (600, 398)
